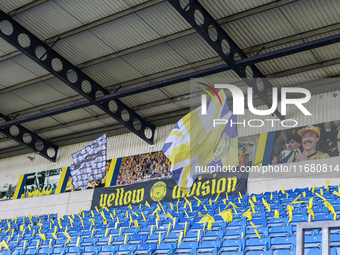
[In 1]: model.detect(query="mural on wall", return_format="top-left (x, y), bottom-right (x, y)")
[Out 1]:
top-left (116, 151), bottom-right (172, 186)
top-left (20, 168), bottom-right (62, 198)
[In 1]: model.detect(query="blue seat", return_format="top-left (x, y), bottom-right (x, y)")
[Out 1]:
top-left (246, 227), bottom-right (269, 239)
top-left (219, 251), bottom-right (244, 255)
top-left (196, 240), bottom-right (221, 254)
top-left (182, 231), bottom-right (202, 242)
top-left (174, 241), bottom-right (198, 255)
top-left (269, 226), bottom-right (293, 238)
top-left (270, 237), bottom-right (296, 250)
top-left (247, 251), bottom-right (273, 255)
top-left (112, 236), bottom-right (129, 246)
top-left (38, 248), bottom-right (54, 255)
top-left (98, 246), bottom-right (118, 255)
top-left (96, 237), bottom-right (111, 246)
top-left (81, 238), bottom-right (98, 246)
top-left (163, 232), bottom-right (180, 243)
top-left (66, 237), bottom-right (85, 247)
top-left (274, 251), bottom-right (295, 255)
top-left (304, 248), bottom-right (337, 255)
top-left (201, 230), bottom-right (224, 241)
top-left (84, 246), bottom-right (101, 255)
top-left (133, 243), bottom-right (157, 255)
top-left (247, 219), bottom-right (267, 229)
top-left (245, 237), bottom-right (270, 251)
top-left (304, 236), bottom-right (322, 249)
top-left (137, 227), bottom-right (152, 235)
top-left (117, 244), bottom-right (138, 255)
top-left (226, 221), bottom-right (246, 230)
top-left (220, 239), bottom-right (245, 252)
top-left (128, 235), bottom-right (147, 245)
top-left (145, 234), bottom-right (165, 244)
top-left (65, 247), bottom-right (85, 255)
top-left (313, 215), bottom-right (334, 222)
top-left (0, 251), bottom-right (12, 255)
top-left (12, 251), bottom-right (25, 255)
top-left (223, 229), bottom-right (246, 240)
top-left (53, 247), bottom-right (69, 254)
top-left (268, 218), bottom-right (289, 228)
top-left (153, 243), bottom-right (176, 255)
top-left (25, 249), bottom-right (38, 254)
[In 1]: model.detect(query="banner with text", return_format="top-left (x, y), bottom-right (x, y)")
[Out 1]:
top-left (92, 170), bottom-right (248, 209)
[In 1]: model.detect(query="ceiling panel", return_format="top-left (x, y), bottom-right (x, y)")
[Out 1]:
top-left (14, 1), bottom-right (83, 40)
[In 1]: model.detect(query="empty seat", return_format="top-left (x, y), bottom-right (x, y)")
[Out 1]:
top-left (219, 239), bottom-right (245, 252)
top-left (245, 237), bottom-right (270, 251)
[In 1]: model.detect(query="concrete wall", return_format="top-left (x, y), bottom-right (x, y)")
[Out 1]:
top-left (0, 189), bottom-right (93, 219)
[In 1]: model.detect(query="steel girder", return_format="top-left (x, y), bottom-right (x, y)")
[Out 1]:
top-left (0, 32), bottom-right (339, 129)
top-left (0, 113), bottom-right (58, 162)
top-left (0, 10), bottom-right (155, 144)
top-left (167, 0), bottom-right (285, 120)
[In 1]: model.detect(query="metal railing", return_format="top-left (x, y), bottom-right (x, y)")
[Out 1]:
top-left (296, 221), bottom-right (340, 255)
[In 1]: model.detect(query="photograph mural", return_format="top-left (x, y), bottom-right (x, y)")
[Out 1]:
top-left (116, 151), bottom-right (172, 186)
top-left (0, 182), bottom-right (16, 201)
top-left (270, 121), bottom-right (340, 164)
top-left (20, 168), bottom-right (62, 198)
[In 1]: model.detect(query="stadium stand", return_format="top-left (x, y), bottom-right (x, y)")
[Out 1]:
top-left (1, 184), bottom-right (340, 255)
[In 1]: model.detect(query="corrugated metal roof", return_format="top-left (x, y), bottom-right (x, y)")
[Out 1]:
top-left (137, 103), bottom-right (182, 117)
top-left (38, 127), bottom-right (75, 139)
top-left (121, 43), bottom-right (188, 76)
top-left (22, 117), bottom-right (61, 130)
top-left (50, 108), bottom-right (96, 123)
top-left (0, 38), bottom-right (17, 57)
top-left (53, 0), bottom-right (131, 24)
top-left (280, 0), bottom-right (340, 33)
top-left (0, 0), bottom-right (35, 13)
top-left (11, 54), bottom-right (50, 77)
top-left (120, 89), bottom-right (169, 108)
top-left (67, 120), bottom-right (108, 133)
top-left (167, 33), bottom-right (218, 63)
top-left (0, 140), bottom-right (20, 150)
top-left (82, 57), bottom-right (144, 87)
top-left (255, 51), bottom-right (318, 75)
top-left (0, 59), bottom-right (39, 87)
top-left (43, 78), bottom-right (81, 98)
top-left (14, 1), bottom-right (82, 40)
top-left (11, 81), bottom-right (68, 106)
top-left (323, 64), bottom-right (340, 76)
top-left (201, 0), bottom-right (274, 20)
top-left (0, 92), bottom-right (34, 114)
top-left (136, 1), bottom-right (190, 36)
top-left (223, 8), bottom-right (297, 49)
top-left (52, 30), bottom-right (115, 66)
top-left (89, 13), bottom-right (161, 52)
top-left (0, 0), bottom-right (339, 158)
top-left (158, 81), bottom-right (190, 98)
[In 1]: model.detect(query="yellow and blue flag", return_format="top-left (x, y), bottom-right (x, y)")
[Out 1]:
top-left (162, 89), bottom-right (238, 192)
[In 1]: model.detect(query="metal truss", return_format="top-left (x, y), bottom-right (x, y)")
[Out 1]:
top-left (0, 113), bottom-right (58, 162)
top-left (0, 10), bottom-right (155, 144)
top-left (0, 31), bottom-right (339, 129)
top-left (167, 0), bottom-right (285, 120)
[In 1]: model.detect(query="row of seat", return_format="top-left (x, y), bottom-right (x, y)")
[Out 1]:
top-left (0, 184), bottom-right (339, 255)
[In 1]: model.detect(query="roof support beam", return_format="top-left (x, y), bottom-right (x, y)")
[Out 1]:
top-left (0, 32), bottom-right (340, 129)
top-left (167, 0), bottom-right (285, 120)
top-left (0, 10), bottom-right (155, 144)
top-left (0, 113), bottom-right (58, 162)
top-left (2, 3), bottom-right (339, 96)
